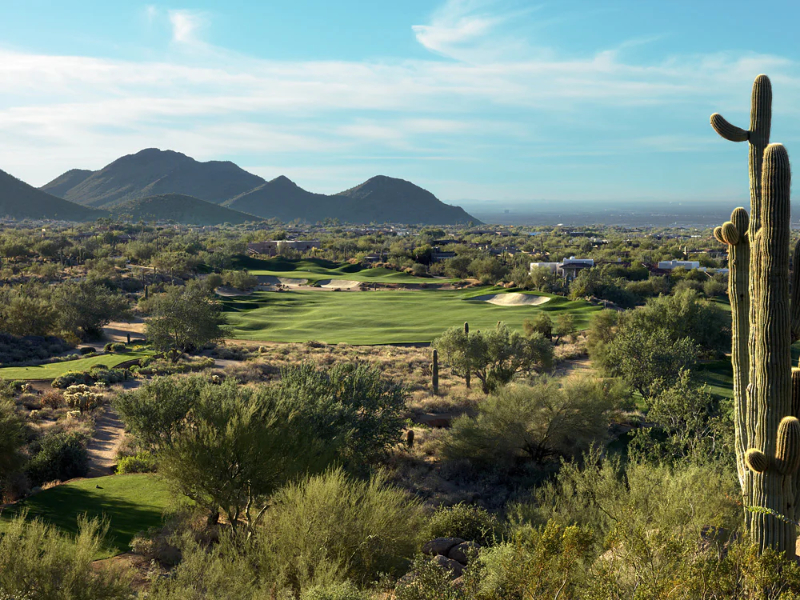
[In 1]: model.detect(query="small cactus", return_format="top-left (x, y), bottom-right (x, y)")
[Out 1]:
top-left (406, 429), bottom-right (415, 448)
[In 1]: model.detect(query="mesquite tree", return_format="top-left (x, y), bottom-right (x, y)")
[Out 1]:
top-left (711, 74), bottom-right (800, 555)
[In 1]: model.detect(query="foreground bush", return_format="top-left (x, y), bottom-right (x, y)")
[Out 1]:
top-left (258, 468), bottom-right (425, 589)
top-left (0, 514), bottom-right (131, 599)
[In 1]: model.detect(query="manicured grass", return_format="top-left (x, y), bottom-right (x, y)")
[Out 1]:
top-left (223, 287), bottom-right (601, 345)
top-left (696, 360), bottom-right (734, 399)
top-left (0, 350), bottom-right (152, 381)
top-left (0, 474), bottom-right (174, 558)
top-left (696, 343), bottom-right (800, 400)
top-left (234, 256), bottom-right (456, 284)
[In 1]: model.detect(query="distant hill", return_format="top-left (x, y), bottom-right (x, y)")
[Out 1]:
top-left (223, 175), bottom-right (337, 221)
top-left (0, 169), bottom-right (104, 221)
top-left (111, 194), bottom-right (261, 226)
top-left (43, 148), bottom-right (480, 224)
top-left (42, 148), bottom-right (266, 208)
top-left (39, 168), bottom-right (94, 199)
top-left (224, 174), bottom-right (477, 224)
top-left (335, 176), bottom-right (477, 224)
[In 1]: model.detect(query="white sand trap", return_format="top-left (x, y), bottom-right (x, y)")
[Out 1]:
top-left (317, 279), bottom-right (361, 289)
top-left (469, 293), bottom-right (551, 307)
top-left (256, 275), bottom-right (308, 287)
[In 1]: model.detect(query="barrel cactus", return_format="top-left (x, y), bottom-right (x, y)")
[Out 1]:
top-left (712, 75), bottom-right (800, 555)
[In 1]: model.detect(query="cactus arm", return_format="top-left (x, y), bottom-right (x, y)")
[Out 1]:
top-left (710, 113), bottom-right (749, 142)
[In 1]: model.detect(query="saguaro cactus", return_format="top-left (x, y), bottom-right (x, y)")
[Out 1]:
top-left (464, 322), bottom-right (471, 389)
top-left (432, 349), bottom-right (439, 395)
top-left (712, 76), bottom-right (800, 556)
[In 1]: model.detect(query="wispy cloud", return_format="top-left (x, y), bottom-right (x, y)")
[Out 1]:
top-left (168, 9), bottom-right (208, 44)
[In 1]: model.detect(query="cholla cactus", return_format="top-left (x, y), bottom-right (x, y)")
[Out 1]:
top-left (63, 384), bottom-right (102, 413)
top-left (712, 79), bottom-right (800, 555)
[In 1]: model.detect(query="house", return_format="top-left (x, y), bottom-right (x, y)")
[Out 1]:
top-left (247, 240), bottom-right (321, 257)
top-left (657, 260), bottom-right (700, 270)
top-left (530, 257), bottom-right (594, 281)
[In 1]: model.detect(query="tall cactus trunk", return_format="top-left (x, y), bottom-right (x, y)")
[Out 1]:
top-left (712, 76), bottom-right (800, 556)
top-left (747, 144), bottom-right (795, 553)
top-left (432, 349), bottom-right (439, 396)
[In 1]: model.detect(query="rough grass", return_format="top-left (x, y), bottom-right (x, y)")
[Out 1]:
top-left (0, 474), bottom-right (173, 558)
top-left (223, 288), bottom-right (600, 345)
top-left (234, 256), bottom-right (454, 284)
top-left (0, 350), bottom-right (152, 381)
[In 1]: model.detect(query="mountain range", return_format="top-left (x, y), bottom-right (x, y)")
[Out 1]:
top-left (28, 148), bottom-right (478, 225)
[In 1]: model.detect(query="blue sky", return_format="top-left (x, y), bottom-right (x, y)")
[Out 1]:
top-left (3, 0), bottom-right (800, 208)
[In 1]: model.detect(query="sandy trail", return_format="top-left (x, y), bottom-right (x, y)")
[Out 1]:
top-left (468, 293), bottom-right (551, 306)
top-left (104, 318), bottom-right (146, 344)
top-left (86, 407), bottom-right (126, 477)
top-left (215, 286), bottom-right (254, 297)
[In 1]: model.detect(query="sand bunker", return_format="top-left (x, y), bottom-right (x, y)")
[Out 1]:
top-left (256, 276), bottom-right (308, 287)
top-left (316, 279), bottom-right (361, 289)
top-left (215, 286), bottom-right (253, 297)
top-left (468, 293), bottom-right (551, 307)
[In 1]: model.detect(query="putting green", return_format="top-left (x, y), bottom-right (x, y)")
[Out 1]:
top-left (0, 350), bottom-right (152, 381)
top-left (0, 474), bottom-right (174, 558)
top-left (223, 288), bottom-right (601, 345)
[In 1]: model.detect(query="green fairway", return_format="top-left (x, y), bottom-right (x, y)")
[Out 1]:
top-left (697, 344), bottom-right (800, 400)
top-left (223, 287), bottom-right (601, 345)
top-left (0, 474), bottom-right (174, 558)
top-left (0, 350), bottom-right (152, 381)
top-left (234, 256), bottom-right (456, 285)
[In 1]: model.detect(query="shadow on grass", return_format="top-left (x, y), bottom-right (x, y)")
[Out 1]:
top-left (1, 478), bottom-right (171, 557)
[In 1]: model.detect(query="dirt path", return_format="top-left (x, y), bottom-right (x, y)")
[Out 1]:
top-left (86, 407), bottom-right (126, 477)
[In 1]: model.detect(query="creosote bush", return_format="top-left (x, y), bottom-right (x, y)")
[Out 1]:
top-left (427, 502), bottom-right (503, 546)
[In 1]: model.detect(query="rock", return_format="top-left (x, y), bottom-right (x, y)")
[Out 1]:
top-left (422, 537), bottom-right (465, 556)
top-left (432, 554), bottom-right (463, 578)
top-left (450, 576), bottom-right (465, 590)
top-left (448, 541), bottom-right (480, 565)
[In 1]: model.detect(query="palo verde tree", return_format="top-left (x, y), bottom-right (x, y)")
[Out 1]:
top-left (711, 74), bottom-right (800, 555)
top-left (146, 284), bottom-right (226, 361)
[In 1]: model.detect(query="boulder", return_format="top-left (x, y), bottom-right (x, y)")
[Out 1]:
top-left (422, 537), bottom-right (465, 556)
top-left (448, 541), bottom-right (480, 565)
top-left (432, 554), bottom-right (463, 578)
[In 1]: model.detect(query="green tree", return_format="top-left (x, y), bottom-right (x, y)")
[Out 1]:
top-left (601, 327), bottom-right (699, 399)
top-left (553, 313), bottom-right (577, 344)
top-left (146, 284), bottom-right (226, 360)
top-left (54, 280), bottom-right (130, 340)
top-left (434, 323), bottom-right (553, 393)
top-left (524, 313), bottom-right (553, 340)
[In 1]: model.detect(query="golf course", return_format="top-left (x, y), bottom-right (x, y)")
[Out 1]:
top-left (223, 286), bottom-right (601, 345)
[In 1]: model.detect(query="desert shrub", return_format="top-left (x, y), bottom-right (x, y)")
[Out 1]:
top-left (300, 582), bottom-right (371, 600)
top-left (0, 514), bottom-right (131, 599)
top-left (443, 377), bottom-right (621, 470)
top-left (0, 398), bottom-right (26, 487)
top-left (103, 342), bottom-right (127, 353)
top-left (394, 554), bottom-right (475, 600)
top-left (258, 469), bottom-right (425, 589)
top-left (52, 370), bottom-right (94, 388)
top-left (471, 521), bottom-right (595, 599)
top-left (116, 451), bottom-right (157, 474)
top-left (511, 451), bottom-right (740, 546)
top-left (26, 431), bottom-right (89, 485)
top-left (427, 503), bottom-right (503, 546)
top-left (40, 390), bottom-right (64, 409)
top-left (78, 346), bottom-right (95, 354)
